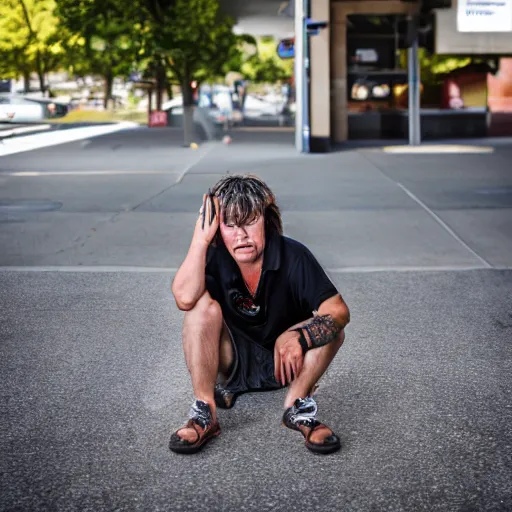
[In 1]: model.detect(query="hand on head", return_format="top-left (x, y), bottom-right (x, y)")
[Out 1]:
top-left (194, 189), bottom-right (220, 246)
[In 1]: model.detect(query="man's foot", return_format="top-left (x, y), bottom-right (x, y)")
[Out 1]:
top-left (282, 397), bottom-right (341, 454)
top-left (169, 400), bottom-right (220, 454)
top-left (214, 384), bottom-right (238, 409)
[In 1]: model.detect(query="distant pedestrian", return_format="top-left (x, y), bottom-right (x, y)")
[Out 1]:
top-left (169, 174), bottom-right (350, 454)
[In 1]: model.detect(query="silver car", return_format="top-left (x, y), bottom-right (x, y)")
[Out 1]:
top-left (0, 95), bottom-right (68, 123)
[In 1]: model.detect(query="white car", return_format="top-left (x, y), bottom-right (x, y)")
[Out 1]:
top-left (0, 96), bottom-right (45, 123)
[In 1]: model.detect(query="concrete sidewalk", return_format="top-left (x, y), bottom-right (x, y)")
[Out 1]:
top-left (1, 129), bottom-right (511, 511)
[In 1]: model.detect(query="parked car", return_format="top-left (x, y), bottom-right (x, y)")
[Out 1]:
top-left (0, 95), bottom-right (68, 123)
top-left (0, 95), bottom-right (44, 123)
top-left (163, 87), bottom-right (242, 127)
top-left (165, 101), bottom-right (230, 128)
top-left (27, 97), bottom-right (68, 118)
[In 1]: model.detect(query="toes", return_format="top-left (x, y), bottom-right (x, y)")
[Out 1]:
top-left (309, 425), bottom-right (334, 445)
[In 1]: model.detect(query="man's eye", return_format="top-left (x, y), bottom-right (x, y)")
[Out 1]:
top-left (225, 223), bottom-right (235, 228)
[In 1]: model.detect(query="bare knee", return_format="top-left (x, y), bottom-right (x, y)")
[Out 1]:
top-left (183, 291), bottom-right (222, 330)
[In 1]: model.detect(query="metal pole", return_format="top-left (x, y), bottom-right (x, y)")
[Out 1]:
top-left (147, 88), bottom-right (152, 127)
top-left (408, 28), bottom-right (421, 146)
top-left (294, 0), bottom-right (304, 152)
top-left (302, 0), bottom-right (310, 153)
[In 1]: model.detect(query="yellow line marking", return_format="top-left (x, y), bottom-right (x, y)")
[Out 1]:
top-left (382, 145), bottom-right (494, 154)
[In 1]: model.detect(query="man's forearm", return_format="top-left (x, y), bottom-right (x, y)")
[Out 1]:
top-left (291, 313), bottom-right (345, 353)
top-left (172, 239), bottom-right (209, 310)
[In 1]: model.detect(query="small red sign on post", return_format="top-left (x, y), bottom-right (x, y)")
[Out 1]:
top-left (149, 110), bottom-right (167, 127)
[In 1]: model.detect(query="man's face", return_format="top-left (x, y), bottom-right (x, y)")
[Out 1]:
top-left (220, 214), bottom-right (265, 266)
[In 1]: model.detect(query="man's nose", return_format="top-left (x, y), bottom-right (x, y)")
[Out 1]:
top-left (235, 225), bottom-right (248, 237)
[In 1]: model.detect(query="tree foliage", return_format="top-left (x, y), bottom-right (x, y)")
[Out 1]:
top-left (240, 37), bottom-right (293, 83)
top-left (0, 0), bottom-right (64, 91)
top-left (55, 0), bottom-right (141, 107)
top-left (138, 0), bottom-right (239, 105)
top-left (0, 0), bottom-right (292, 107)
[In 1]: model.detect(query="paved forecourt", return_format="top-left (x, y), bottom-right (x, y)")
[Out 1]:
top-left (1, 128), bottom-right (512, 511)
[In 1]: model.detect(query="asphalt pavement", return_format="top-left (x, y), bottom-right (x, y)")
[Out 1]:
top-left (1, 126), bottom-right (511, 512)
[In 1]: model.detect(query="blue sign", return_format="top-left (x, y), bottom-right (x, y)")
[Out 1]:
top-left (0, 79), bottom-right (12, 93)
top-left (129, 71), bottom-right (142, 82)
top-left (277, 39), bottom-right (294, 59)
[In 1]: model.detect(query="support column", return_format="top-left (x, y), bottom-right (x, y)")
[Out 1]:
top-left (331, 9), bottom-right (348, 143)
top-left (310, 0), bottom-right (330, 152)
top-left (294, 0), bottom-right (305, 152)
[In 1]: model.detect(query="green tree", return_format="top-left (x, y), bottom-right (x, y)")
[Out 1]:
top-left (0, 0), bottom-right (64, 92)
top-left (139, 0), bottom-right (240, 143)
top-left (400, 49), bottom-right (475, 86)
top-left (240, 37), bottom-right (294, 84)
top-left (56, 0), bottom-right (140, 108)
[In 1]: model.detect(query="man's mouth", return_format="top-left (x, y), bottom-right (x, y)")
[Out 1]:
top-left (234, 244), bottom-right (253, 251)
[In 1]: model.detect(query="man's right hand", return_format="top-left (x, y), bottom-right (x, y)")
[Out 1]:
top-left (193, 192), bottom-right (220, 246)
top-left (274, 330), bottom-right (304, 386)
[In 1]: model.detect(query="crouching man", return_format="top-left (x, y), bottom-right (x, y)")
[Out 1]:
top-left (169, 174), bottom-right (350, 455)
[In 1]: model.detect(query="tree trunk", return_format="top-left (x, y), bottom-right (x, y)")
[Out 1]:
top-left (165, 83), bottom-right (173, 101)
top-left (36, 51), bottom-right (46, 94)
top-left (104, 71), bottom-right (114, 110)
top-left (182, 73), bottom-right (195, 147)
top-left (156, 61), bottom-right (166, 110)
top-left (23, 70), bottom-right (30, 93)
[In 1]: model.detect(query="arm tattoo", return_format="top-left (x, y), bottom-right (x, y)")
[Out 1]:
top-left (292, 314), bottom-right (341, 354)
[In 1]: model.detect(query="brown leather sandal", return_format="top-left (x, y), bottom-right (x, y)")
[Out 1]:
top-left (283, 397), bottom-right (341, 455)
top-left (169, 400), bottom-right (220, 454)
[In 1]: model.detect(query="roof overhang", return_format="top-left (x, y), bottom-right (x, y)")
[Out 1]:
top-left (220, 0), bottom-right (294, 37)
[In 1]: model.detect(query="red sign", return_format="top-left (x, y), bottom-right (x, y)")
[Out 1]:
top-left (149, 110), bottom-right (167, 127)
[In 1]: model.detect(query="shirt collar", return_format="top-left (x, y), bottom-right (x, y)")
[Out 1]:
top-left (262, 232), bottom-right (282, 272)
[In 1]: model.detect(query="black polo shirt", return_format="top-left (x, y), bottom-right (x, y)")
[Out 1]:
top-left (205, 233), bottom-right (339, 351)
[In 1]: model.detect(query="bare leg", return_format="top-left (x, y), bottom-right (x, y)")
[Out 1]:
top-left (218, 324), bottom-right (234, 378)
top-left (178, 291), bottom-right (232, 441)
top-left (284, 330), bottom-right (345, 409)
top-left (283, 331), bottom-right (345, 444)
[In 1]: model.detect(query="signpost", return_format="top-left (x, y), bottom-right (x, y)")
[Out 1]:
top-left (277, 38), bottom-right (295, 59)
top-left (133, 79), bottom-right (168, 128)
top-left (408, 32), bottom-right (421, 146)
top-left (406, 15), bottom-right (422, 146)
top-left (149, 111), bottom-right (167, 127)
top-left (294, 0), bottom-right (328, 153)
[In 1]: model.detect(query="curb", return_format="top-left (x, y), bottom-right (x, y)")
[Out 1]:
top-left (0, 121), bottom-right (137, 157)
top-left (0, 123), bottom-right (51, 140)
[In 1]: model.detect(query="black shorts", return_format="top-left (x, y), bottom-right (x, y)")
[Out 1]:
top-left (222, 324), bottom-right (283, 396)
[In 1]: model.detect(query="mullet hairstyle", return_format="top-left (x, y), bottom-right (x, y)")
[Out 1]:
top-left (211, 174), bottom-right (283, 243)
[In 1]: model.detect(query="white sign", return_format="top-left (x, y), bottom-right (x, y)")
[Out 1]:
top-left (355, 49), bottom-right (378, 64)
top-left (457, 0), bottom-right (512, 32)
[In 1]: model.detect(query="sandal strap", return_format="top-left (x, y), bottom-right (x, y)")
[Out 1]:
top-left (175, 399), bottom-right (214, 444)
top-left (303, 421), bottom-right (331, 442)
top-left (294, 417), bottom-right (321, 429)
top-left (179, 419), bottom-right (201, 443)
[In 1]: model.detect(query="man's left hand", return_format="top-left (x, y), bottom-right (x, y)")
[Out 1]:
top-left (274, 331), bottom-right (304, 386)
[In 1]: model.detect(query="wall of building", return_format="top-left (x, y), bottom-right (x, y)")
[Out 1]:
top-left (309, 0), bottom-right (331, 151)
top-left (436, 2), bottom-right (512, 55)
